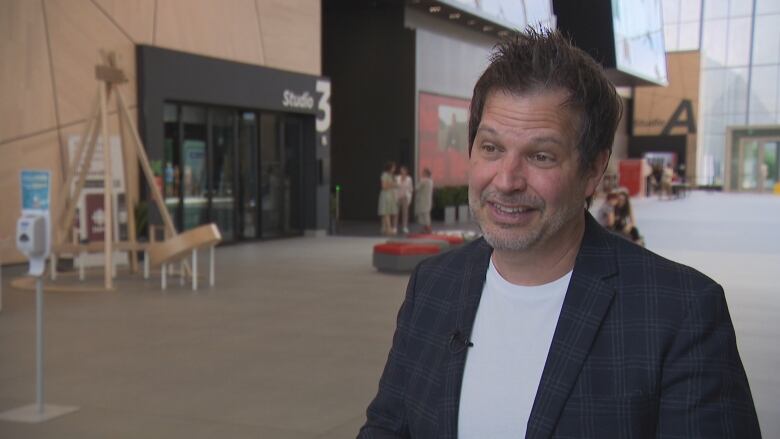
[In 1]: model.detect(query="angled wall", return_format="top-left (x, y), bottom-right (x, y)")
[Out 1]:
top-left (0, 0), bottom-right (320, 264)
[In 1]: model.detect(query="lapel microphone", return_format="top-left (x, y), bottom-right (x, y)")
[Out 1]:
top-left (449, 330), bottom-right (474, 354)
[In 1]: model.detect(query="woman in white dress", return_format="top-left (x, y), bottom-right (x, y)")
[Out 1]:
top-left (378, 162), bottom-right (398, 235)
top-left (395, 165), bottom-right (414, 234)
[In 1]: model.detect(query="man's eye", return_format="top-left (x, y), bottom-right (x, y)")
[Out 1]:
top-left (531, 153), bottom-right (554, 162)
top-left (481, 143), bottom-right (497, 153)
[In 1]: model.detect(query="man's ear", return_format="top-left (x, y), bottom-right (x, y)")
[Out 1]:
top-left (585, 149), bottom-right (611, 197)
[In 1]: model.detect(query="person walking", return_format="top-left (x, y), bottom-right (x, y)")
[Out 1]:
top-left (377, 162), bottom-right (398, 235)
top-left (395, 165), bottom-right (414, 234)
top-left (414, 168), bottom-right (434, 233)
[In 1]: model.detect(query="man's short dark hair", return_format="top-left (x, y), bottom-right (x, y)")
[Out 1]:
top-left (469, 28), bottom-right (623, 174)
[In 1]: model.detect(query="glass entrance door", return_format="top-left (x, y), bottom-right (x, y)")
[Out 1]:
top-left (181, 106), bottom-right (208, 230)
top-left (210, 109), bottom-right (236, 240)
top-left (161, 103), bottom-right (305, 241)
top-left (738, 137), bottom-right (780, 192)
top-left (258, 114), bottom-right (303, 238)
top-left (238, 112), bottom-right (259, 239)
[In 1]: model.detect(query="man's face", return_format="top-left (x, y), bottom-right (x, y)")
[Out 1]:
top-left (468, 89), bottom-right (603, 253)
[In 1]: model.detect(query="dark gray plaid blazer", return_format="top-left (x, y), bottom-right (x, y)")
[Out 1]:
top-left (359, 212), bottom-right (760, 438)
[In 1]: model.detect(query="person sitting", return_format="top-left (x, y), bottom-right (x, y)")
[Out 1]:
top-left (596, 192), bottom-right (619, 229)
top-left (612, 191), bottom-right (644, 246)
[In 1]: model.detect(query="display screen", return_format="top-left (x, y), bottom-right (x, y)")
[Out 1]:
top-left (612, 0), bottom-right (668, 85)
top-left (441, 0), bottom-right (553, 29)
top-left (418, 92), bottom-right (471, 187)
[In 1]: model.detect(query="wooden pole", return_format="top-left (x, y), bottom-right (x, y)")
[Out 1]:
top-left (99, 82), bottom-right (114, 290)
top-left (115, 84), bottom-right (138, 273)
top-left (58, 111), bottom-right (102, 246)
top-left (54, 91), bottom-right (101, 245)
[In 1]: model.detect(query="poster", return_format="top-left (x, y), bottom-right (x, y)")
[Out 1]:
top-left (20, 170), bottom-right (51, 212)
top-left (418, 92), bottom-right (471, 187)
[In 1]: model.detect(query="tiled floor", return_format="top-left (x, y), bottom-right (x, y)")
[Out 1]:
top-left (0, 191), bottom-right (778, 438)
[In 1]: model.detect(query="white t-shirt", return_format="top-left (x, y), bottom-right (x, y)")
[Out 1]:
top-left (458, 259), bottom-right (572, 438)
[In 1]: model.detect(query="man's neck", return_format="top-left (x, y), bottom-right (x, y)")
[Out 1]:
top-left (491, 217), bottom-right (586, 286)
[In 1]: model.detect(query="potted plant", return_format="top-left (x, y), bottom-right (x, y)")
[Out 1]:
top-left (454, 185), bottom-right (470, 223)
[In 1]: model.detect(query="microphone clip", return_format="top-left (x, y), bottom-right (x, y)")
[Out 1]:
top-left (449, 330), bottom-right (474, 354)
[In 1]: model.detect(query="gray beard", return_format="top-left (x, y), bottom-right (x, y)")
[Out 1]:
top-left (469, 191), bottom-right (576, 252)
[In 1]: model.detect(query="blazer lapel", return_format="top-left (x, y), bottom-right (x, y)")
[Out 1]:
top-left (526, 213), bottom-right (619, 439)
top-left (441, 239), bottom-right (492, 439)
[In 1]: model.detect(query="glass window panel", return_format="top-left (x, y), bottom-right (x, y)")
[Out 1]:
top-left (680, 0), bottom-right (701, 22)
top-left (730, 0), bottom-right (753, 17)
top-left (752, 15), bottom-right (780, 64)
top-left (702, 19), bottom-right (728, 67)
top-left (739, 140), bottom-right (760, 190)
top-left (679, 22), bottom-right (700, 50)
top-left (210, 109), bottom-right (235, 241)
top-left (180, 105), bottom-right (208, 231)
top-left (726, 17), bottom-right (751, 66)
top-left (663, 0), bottom-right (679, 23)
top-left (757, 0), bottom-right (780, 14)
top-left (704, 0), bottom-right (729, 19)
top-left (701, 134), bottom-right (726, 184)
top-left (665, 24), bottom-right (680, 51)
top-left (750, 112), bottom-right (776, 124)
top-left (700, 68), bottom-right (728, 114)
top-left (259, 113), bottom-right (281, 237)
top-left (749, 66), bottom-right (779, 114)
top-left (524, 0), bottom-right (552, 26)
top-left (239, 112), bottom-right (258, 239)
top-left (162, 103), bottom-right (180, 227)
top-left (704, 115), bottom-right (726, 134)
top-left (163, 104), bottom-right (178, 123)
top-left (726, 114), bottom-right (747, 131)
top-left (726, 68), bottom-right (749, 114)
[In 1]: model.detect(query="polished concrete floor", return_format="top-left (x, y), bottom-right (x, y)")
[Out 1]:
top-left (0, 191), bottom-right (778, 438)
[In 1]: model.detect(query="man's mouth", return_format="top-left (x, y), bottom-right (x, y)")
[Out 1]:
top-left (490, 203), bottom-right (533, 214)
top-left (486, 201), bottom-right (538, 224)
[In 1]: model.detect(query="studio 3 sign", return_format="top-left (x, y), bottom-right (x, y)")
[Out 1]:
top-left (281, 79), bottom-right (331, 134)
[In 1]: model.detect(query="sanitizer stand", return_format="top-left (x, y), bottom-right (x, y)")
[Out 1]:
top-left (0, 175), bottom-right (79, 423)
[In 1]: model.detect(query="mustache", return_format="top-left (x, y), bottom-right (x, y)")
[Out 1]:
top-left (475, 190), bottom-right (544, 209)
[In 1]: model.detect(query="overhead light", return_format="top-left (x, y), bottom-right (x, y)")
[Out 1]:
top-left (498, 30), bottom-right (509, 37)
top-left (482, 25), bottom-right (494, 32)
top-left (449, 12), bottom-right (461, 19)
top-left (429, 6), bottom-right (441, 13)
top-left (467, 19), bottom-right (476, 25)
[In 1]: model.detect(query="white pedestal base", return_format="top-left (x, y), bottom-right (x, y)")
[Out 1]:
top-left (0, 403), bottom-right (79, 423)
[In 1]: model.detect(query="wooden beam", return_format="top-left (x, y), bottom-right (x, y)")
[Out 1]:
top-left (99, 82), bottom-right (114, 290)
top-left (58, 112), bottom-right (101, 244)
top-left (94, 65), bottom-right (127, 84)
top-left (54, 90), bottom-right (100, 245)
top-left (116, 86), bottom-right (138, 273)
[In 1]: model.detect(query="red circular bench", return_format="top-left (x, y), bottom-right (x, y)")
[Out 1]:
top-left (373, 243), bottom-right (441, 272)
top-left (406, 233), bottom-right (465, 246)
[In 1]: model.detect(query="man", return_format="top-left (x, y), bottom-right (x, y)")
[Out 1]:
top-left (358, 29), bottom-right (760, 438)
top-left (414, 168), bottom-right (434, 233)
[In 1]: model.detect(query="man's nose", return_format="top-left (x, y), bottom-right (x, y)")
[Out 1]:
top-left (493, 154), bottom-right (527, 193)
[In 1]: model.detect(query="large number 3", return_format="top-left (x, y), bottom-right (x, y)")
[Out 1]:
top-left (316, 80), bottom-right (331, 133)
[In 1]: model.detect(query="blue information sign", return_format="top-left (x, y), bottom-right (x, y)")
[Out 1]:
top-left (20, 170), bottom-right (51, 211)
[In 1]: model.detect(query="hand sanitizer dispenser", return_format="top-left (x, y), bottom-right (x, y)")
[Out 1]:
top-left (17, 213), bottom-right (49, 276)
